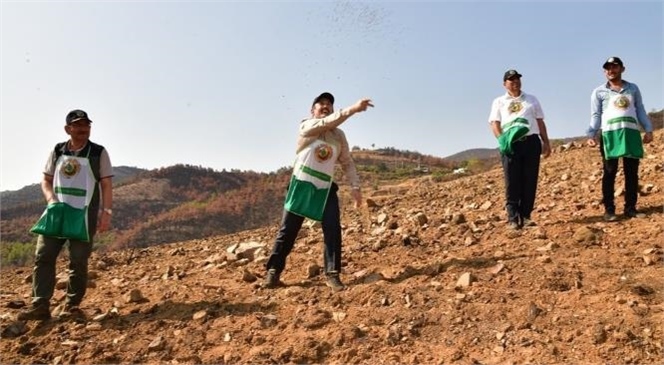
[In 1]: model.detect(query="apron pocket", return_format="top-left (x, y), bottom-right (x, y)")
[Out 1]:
top-left (30, 202), bottom-right (90, 241)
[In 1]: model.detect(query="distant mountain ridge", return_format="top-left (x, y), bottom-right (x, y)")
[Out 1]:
top-left (4, 108), bottom-right (661, 196)
top-left (444, 148), bottom-right (499, 163)
top-left (0, 166), bottom-right (146, 210)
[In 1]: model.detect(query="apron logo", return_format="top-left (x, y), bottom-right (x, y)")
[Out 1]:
top-left (315, 144), bottom-right (333, 162)
top-left (61, 159), bottom-right (81, 178)
top-left (508, 100), bottom-right (523, 114)
top-left (613, 95), bottom-right (630, 109)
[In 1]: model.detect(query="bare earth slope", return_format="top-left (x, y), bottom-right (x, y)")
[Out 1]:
top-left (1, 131), bottom-right (662, 365)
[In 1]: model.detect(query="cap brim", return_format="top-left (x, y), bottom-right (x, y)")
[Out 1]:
top-left (68, 117), bottom-right (92, 124)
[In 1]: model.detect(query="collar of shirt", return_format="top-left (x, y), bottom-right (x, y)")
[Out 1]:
top-left (503, 92), bottom-right (526, 100)
top-left (602, 80), bottom-right (632, 93)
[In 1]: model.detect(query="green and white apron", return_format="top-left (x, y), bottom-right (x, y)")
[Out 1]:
top-left (284, 139), bottom-right (339, 221)
top-left (31, 149), bottom-right (97, 242)
top-left (601, 94), bottom-right (644, 159)
top-left (498, 117), bottom-right (530, 155)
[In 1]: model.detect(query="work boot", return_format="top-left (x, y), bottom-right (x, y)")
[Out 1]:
top-left (17, 304), bottom-right (51, 321)
top-left (507, 221), bottom-right (520, 231)
top-left (325, 274), bottom-right (346, 292)
top-left (58, 304), bottom-right (85, 321)
top-left (263, 269), bottom-right (283, 289)
top-left (624, 208), bottom-right (645, 219)
top-left (603, 211), bottom-right (618, 222)
top-left (522, 218), bottom-right (537, 227)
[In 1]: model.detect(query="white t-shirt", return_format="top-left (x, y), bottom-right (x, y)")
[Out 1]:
top-left (488, 92), bottom-right (544, 136)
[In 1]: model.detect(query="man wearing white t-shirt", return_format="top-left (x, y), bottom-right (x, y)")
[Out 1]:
top-left (489, 70), bottom-right (551, 230)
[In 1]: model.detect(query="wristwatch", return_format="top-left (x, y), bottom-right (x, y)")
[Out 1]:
top-left (103, 208), bottom-right (113, 216)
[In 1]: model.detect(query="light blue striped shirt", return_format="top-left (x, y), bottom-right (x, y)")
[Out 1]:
top-left (588, 80), bottom-right (653, 138)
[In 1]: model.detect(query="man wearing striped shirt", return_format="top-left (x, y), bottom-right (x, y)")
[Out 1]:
top-left (587, 57), bottom-right (653, 221)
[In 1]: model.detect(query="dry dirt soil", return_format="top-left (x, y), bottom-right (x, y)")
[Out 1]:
top-left (1, 131), bottom-right (663, 365)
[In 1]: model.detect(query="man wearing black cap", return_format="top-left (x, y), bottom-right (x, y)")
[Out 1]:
top-left (587, 57), bottom-right (654, 221)
top-left (19, 109), bottom-right (113, 321)
top-left (264, 92), bottom-right (373, 292)
top-left (489, 69), bottom-right (551, 230)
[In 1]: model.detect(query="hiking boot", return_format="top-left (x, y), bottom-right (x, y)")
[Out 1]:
top-left (17, 304), bottom-right (51, 321)
top-left (624, 209), bottom-right (645, 219)
top-left (325, 274), bottom-right (346, 292)
top-left (603, 212), bottom-right (618, 222)
top-left (263, 269), bottom-right (284, 289)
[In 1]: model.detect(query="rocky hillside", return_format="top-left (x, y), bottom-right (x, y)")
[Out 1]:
top-left (650, 109), bottom-right (663, 130)
top-left (1, 130), bottom-right (662, 364)
top-left (1, 148), bottom-right (467, 258)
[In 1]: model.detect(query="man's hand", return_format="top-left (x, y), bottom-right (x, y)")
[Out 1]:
top-left (350, 98), bottom-right (374, 114)
top-left (98, 211), bottom-right (112, 232)
top-left (643, 132), bottom-right (653, 144)
top-left (351, 189), bottom-right (362, 209)
top-left (541, 142), bottom-right (551, 158)
top-left (587, 138), bottom-right (597, 147)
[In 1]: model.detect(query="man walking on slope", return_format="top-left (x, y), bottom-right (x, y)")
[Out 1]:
top-left (587, 56), bottom-right (653, 221)
top-left (264, 92), bottom-right (373, 292)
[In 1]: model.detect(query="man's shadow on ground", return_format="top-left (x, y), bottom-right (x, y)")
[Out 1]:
top-left (27, 299), bottom-right (278, 337)
top-left (568, 204), bottom-right (662, 224)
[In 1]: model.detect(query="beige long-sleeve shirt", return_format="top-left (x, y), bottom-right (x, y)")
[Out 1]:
top-left (297, 109), bottom-right (360, 188)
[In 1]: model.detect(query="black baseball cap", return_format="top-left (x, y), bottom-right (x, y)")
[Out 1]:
top-left (312, 92), bottom-right (334, 106)
top-left (66, 109), bottom-right (92, 124)
top-left (503, 69), bottom-right (522, 81)
top-left (603, 56), bottom-right (624, 69)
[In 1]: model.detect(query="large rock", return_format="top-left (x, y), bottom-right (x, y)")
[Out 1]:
top-left (227, 241), bottom-right (266, 261)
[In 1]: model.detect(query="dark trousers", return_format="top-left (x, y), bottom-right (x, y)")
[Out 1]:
top-left (500, 134), bottom-right (542, 223)
top-left (32, 235), bottom-right (92, 308)
top-left (266, 183), bottom-right (342, 276)
top-left (599, 139), bottom-right (640, 213)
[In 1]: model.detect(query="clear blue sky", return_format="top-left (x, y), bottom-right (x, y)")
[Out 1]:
top-left (2, 1), bottom-right (662, 191)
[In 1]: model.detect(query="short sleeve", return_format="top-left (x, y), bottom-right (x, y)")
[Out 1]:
top-left (43, 149), bottom-right (56, 176)
top-left (488, 98), bottom-right (502, 123)
top-left (99, 148), bottom-right (113, 178)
